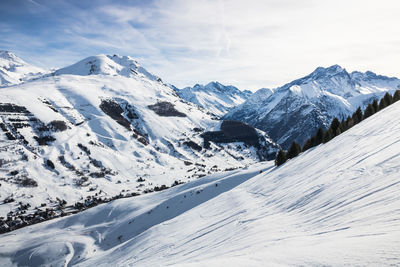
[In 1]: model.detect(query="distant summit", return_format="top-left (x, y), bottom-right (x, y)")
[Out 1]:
top-left (55, 54), bottom-right (162, 82)
top-left (174, 81), bottom-right (252, 116)
top-left (0, 50), bottom-right (45, 86)
top-left (225, 64), bottom-right (400, 148)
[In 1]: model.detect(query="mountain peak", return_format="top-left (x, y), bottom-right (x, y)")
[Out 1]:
top-left (0, 51), bottom-right (45, 86)
top-left (175, 81), bottom-right (252, 116)
top-left (0, 50), bottom-right (27, 66)
top-left (311, 64), bottom-right (347, 78)
top-left (54, 54), bottom-right (161, 82)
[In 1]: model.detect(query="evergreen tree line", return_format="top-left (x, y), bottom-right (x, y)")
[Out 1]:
top-left (275, 90), bottom-right (400, 166)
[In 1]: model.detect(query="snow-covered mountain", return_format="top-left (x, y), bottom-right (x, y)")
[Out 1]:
top-left (0, 51), bottom-right (46, 87)
top-left (173, 81), bottom-right (252, 116)
top-left (0, 53), bottom-right (279, 231)
top-left (55, 54), bottom-right (162, 82)
top-left (225, 65), bottom-right (400, 148)
top-left (1, 91), bottom-right (399, 266)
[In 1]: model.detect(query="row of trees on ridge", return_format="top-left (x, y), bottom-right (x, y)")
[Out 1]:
top-left (275, 90), bottom-right (400, 166)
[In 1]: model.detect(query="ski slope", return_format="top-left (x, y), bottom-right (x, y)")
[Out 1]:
top-left (1, 92), bottom-right (400, 266)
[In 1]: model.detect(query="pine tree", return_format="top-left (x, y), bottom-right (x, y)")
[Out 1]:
top-left (384, 92), bottom-right (393, 106)
top-left (352, 107), bottom-right (363, 124)
top-left (315, 127), bottom-right (324, 145)
top-left (275, 149), bottom-right (287, 166)
top-left (287, 141), bottom-right (301, 159)
top-left (363, 103), bottom-right (375, 119)
top-left (302, 138), bottom-right (313, 152)
top-left (372, 99), bottom-right (378, 113)
top-left (378, 97), bottom-right (387, 110)
top-left (330, 117), bottom-right (341, 136)
top-left (393, 90), bottom-right (400, 102)
top-left (345, 116), bottom-right (354, 129)
top-left (323, 129), bottom-right (333, 143)
top-left (339, 119), bottom-right (347, 132)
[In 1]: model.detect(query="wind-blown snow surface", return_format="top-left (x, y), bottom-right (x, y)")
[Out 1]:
top-left (174, 82), bottom-right (252, 117)
top-left (1, 96), bottom-right (400, 266)
top-left (225, 65), bottom-right (400, 148)
top-left (0, 51), bottom-right (46, 87)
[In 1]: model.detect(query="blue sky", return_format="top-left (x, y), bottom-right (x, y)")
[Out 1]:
top-left (1, 0), bottom-right (400, 90)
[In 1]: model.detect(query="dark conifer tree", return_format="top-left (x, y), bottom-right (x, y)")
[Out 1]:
top-left (315, 127), bottom-right (324, 145)
top-left (352, 107), bottom-right (363, 124)
top-left (330, 117), bottom-right (341, 136)
top-left (275, 149), bottom-right (287, 166)
top-left (340, 118), bottom-right (348, 132)
top-left (378, 97), bottom-right (387, 110)
top-left (346, 116), bottom-right (354, 129)
top-left (372, 99), bottom-right (378, 113)
top-left (363, 103), bottom-right (375, 119)
top-left (323, 129), bottom-right (333, 143)
top-left (383, 92), bottom-right (393, 106)
top-left (287, 141), bottom-right (301, 159)
top-left (343, 116), bottom-right (352, 131)
top-left (393, 90), bottom-right (400, 102)
top-left (302, 138), bottom-right (313, 152)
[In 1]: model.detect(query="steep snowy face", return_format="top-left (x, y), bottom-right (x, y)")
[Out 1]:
top-left (0, 51), bottom-right (45, 86)
top-left (225, 65), bottom-right (400, 148)
top-left (55, 54), bottom-right (162, 82)
top-left (174, 81), bottom-right (252, 116)
top-left (0, 54), bottom-right (279, 230)
top-left (2, 99), bottom-right (400, 267)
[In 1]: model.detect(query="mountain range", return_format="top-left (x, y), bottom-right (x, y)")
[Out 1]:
top-left (224, 65), bottom-right (400, 148)
top-left (0, 51), bottom-right (279, 231)
top-left (1, 82), bottom-right (399, 266)
top-left (173, 81), bottom-right (252, 117)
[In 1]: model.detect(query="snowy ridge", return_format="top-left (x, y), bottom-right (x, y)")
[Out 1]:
top-left (55, 54), bottom-right (162, 82)
top-left (174, 81), bottom-right (252, 116)
top-left (225, 64), bottom-right (400, 148)
top-left (0, 51), bottom-right (46, 87)
top-left (1, 93), bottom-right (399, 266)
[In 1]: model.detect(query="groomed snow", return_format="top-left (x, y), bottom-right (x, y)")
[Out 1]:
top-left (1, 93), bottom-right (399, 266)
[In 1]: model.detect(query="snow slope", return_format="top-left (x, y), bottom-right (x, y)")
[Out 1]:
top-left (225, 65), bottom-right (400, 148)
top-left (0, 51), bottom-right (46, 87)
top-left (0, 53), bottom-right (278, 230)
top-left (1, 92), bottom-right (399, 266)
top-left (174, 82), bottom-right (252, 117)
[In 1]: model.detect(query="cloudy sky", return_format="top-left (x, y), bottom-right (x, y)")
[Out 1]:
top-left (1, 0), bottom-right (400, 90)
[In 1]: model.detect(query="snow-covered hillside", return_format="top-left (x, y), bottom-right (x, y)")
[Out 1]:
top-left (0, 51), bottom-right (46, 87)
top-left (1, 91), bottom-right (399, 266)
top-left (174, 82), bottom-right (252, 117)
top-left (0, 53), bottom-right (279, 232)
top-left (225, 65), bottom-right (400, 148)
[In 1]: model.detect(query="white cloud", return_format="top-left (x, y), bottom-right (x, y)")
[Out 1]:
top-left (3, 0), bottom-right (400, 91)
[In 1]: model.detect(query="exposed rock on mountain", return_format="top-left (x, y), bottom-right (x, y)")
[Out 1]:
top-left (225, 65), bottom-right (400, 148)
